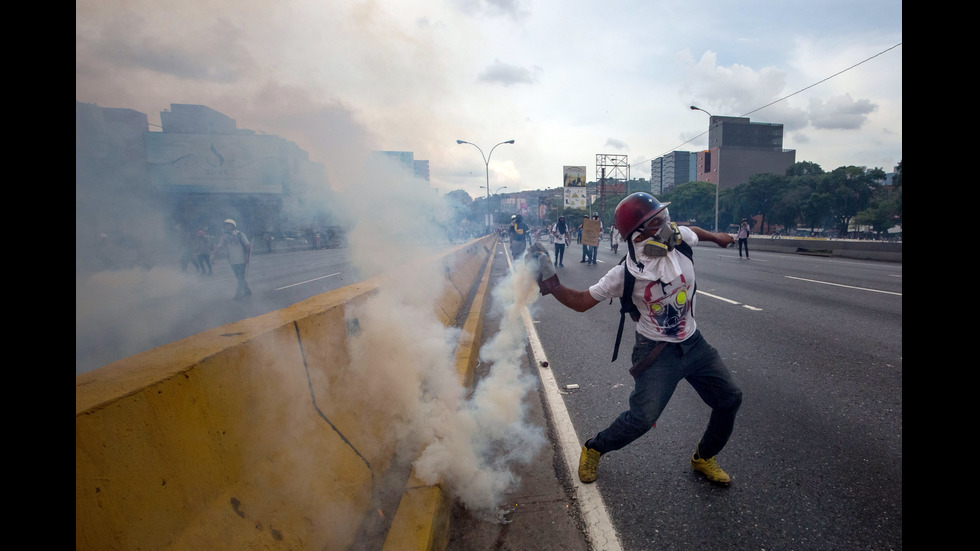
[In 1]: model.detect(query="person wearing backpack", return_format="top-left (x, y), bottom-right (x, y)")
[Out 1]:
top-left (507, 214), bottom-right (531, 259)
top-left (212, 219), bottom-right (253, 299)
top-left (737, 218), bottom-right (751, 259)
top-left (525, 192), bottom-right (742, 486)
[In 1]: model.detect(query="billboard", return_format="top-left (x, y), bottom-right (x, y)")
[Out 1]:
top-left (563, 166), bottom-right (587, 209)
top-left (145, 133), bottom-right (287, 194)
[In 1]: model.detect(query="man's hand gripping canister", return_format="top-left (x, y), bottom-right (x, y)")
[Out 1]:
top-left (525, 243), bottom-right (560, 295)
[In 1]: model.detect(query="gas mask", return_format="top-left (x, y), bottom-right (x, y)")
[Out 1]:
top-left (641, 222), bottom-right (682, 257)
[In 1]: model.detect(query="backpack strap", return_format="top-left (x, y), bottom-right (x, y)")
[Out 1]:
top-left (611, 255), bottom-right (638, 362)
top-left (238, 231), bottom-right (251, 261)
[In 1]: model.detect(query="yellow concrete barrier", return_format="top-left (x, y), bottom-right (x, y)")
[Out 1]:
top-left (76, 234), bottom-right (498, 551)
top-left (381, 235), bottom-right (497, 551)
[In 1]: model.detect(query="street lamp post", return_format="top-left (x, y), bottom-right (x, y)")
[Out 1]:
top-left (481, 185), bottom-right (507, 224)
top-left (456, 139), bottom-right (515, 232)
top-left (690, 105), bottom-right (719, 232)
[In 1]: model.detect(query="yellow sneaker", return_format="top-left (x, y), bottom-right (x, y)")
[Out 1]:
top-left (691, 454), bottom-right (731, 486)
top-left (578, 445), bottom-right (602, 483)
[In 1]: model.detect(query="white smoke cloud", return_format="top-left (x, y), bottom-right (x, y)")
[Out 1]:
top-left (410, 264), bottom-right (546, 516)
top-left (76, 98), bottom-right (549, 516)
top-left (340, 158), bottom-right (547, 517)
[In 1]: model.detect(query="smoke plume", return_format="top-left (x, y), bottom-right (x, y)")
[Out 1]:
top-left (342, 158), bottom-right (546, 517)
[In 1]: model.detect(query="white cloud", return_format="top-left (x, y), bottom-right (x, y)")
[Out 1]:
top-left (807, 94), bottom-right (878, 130)
top-left (76, 0), bottom-right (902, 197)
top-left (477, 60), bottom-right (542, 86)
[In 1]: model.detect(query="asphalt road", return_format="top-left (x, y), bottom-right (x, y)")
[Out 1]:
top-left (522, 239), bottom-right (902, 550)
top-left (75, 247), bottom-right (362, 375)
top-left (76, 235), bottom-right (902, 549)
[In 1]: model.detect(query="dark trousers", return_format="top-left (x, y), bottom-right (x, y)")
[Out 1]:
top-left (554, 243), bottom-right (565, 265)
top-left (590, 331), bottom-right (742, 458)
top-left (231, 263), bottom-right (252, 298)
top-left (197, 254), bottom-right (212, 274)
top-left (738, 238), bottom-right (749, 257)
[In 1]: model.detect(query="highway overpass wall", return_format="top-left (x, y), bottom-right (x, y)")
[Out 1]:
top-left (76, 235), bottom-right (498, 551)
top-left (713, 236), bottom-right (902, 262)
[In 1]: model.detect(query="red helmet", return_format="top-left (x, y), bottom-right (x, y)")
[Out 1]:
top-left (614, 192), bottom-right (670, 237)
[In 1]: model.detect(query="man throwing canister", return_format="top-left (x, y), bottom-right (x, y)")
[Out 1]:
top-left (525, 192), bottom-right (742, 486)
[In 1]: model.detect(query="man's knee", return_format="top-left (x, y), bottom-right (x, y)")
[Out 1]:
top-left (723, 387), bottom-right (743, 412)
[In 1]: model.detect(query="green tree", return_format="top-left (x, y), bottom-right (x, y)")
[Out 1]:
top-left (732, 172), bottom-right (787, 233)
top-left (661, 181), bottom-right (716, 226)
top-left (775, 167), bottom-right (824, 234)
top-left (717, 187), bottom-right (736, 231)
top-left (800, 191), bottom-right (833, 232)
top-left (786, 161), bottom-right (825, 177)
top-left (819, 166), bottom-right (881, 236)
top-left (769, 182), bottom-right (810, 234)
top-left (853, 199), bottom-right (894, 237)
top-left (854, 164), bottom-right (901, 237)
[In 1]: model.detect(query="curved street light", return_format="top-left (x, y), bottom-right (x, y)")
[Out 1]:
top-left (481, 185), bottom-right (508, 195)
top-left (690, 105), bottom-right (719, 232)
top-left (690, 105), bottom-right (713, 118)
top-left (457, 139), bottom-right (515, 231)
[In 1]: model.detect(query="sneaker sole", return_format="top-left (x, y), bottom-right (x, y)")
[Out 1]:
top-left (692, 468), bottom-right (731, 486)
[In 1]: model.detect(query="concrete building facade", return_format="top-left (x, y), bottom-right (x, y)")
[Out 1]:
top-left (76, 102), bottom-right (335, 271)
top-left (650, 151), bottom-right (698, 196)
top-left (696, 116), bottom-right (796, 190)
top-left (371, 151), bottom-right (431, 184)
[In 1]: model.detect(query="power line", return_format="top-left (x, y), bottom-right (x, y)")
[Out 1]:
top-left (633, 41), bottom-right (902, 170)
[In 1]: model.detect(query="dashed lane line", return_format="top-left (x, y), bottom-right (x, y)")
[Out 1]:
top-left (698, 290), bottom-right (764, 311)
top-left (274, 272), bottom-right (341, 291)
top-left (786, 275), bottom-right (902, 296)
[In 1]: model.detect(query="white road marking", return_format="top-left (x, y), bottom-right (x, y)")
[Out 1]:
top-left (524, 309), bottom-right (624, 551)
top-left (786, 275), bottom-right (902, 296)
top-left (506, 247), bottom-right (623, 551)
top-left (698, 290), bottom-right (764, 311)
top-left (274, 272), bottom-right (341, 290)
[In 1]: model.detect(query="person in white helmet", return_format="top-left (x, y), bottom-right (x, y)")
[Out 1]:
top-left (212, 219), bottom-right (252, 299)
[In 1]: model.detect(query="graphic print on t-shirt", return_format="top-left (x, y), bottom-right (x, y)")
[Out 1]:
top-left (641, 274), bottom-right (691, 339)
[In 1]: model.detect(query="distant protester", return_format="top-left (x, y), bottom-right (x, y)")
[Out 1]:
top-left (551, 216), bottom-right (569, 267)
top-left (508, 214), bottom-right (530, 259)
top-left (737, 219), bottom-right (751, 259)
top-left (193, 230), bottom-right (212, 275)
top-left (212, 219), bottom-right (252, 299)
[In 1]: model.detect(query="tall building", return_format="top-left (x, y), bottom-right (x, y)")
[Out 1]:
top-left (650, 151), bottom-right (698, 195)
top-left (695, 116), bottom-right (796, 189)
top-left (76, 102), bottom-right (331, 255)
top-left (414, 160), bottom-right (430, 184)
top-left (160, 104), bottom-right (237, 134)
top-left (371, 151), bottom-right (430, 183)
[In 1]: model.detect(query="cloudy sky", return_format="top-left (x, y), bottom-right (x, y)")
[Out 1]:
top-left (76, 0), bottom-right (902, 198)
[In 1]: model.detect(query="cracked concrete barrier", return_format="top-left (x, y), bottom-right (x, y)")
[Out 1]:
top-left (76, 235), bottom-right (497, 551)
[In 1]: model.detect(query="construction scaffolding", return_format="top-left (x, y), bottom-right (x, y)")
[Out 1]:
top-left (595, 154), bottom-right (629, 219)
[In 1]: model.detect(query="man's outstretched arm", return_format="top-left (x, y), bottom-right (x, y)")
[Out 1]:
top-left (525, 243), bottom-right (601, 312)
top-left (690, 226), bottom-right (735, 248)
top-left (550, 285), bottom-right (601, 312)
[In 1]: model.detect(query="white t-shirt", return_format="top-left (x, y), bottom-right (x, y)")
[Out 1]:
top-left (588, 226), bottom-right (698, 343)
top-left (552, 223), bottom-right (568, 245)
